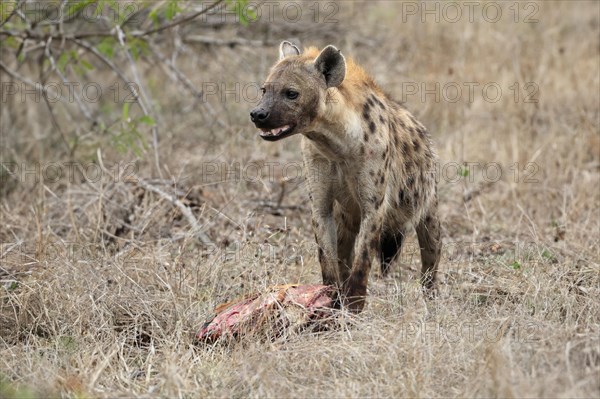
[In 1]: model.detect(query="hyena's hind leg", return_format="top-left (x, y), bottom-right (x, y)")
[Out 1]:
top-left (379, 230), bottom-right (405, 277)
top-left (415, 209), bottom-right (442, 291)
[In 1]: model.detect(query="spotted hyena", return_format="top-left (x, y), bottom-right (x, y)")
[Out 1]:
top-left (250, 41), bottom-right (442, 312)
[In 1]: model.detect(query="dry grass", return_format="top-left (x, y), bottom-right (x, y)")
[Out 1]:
top-left (1, 1), bottom-right (599, 397)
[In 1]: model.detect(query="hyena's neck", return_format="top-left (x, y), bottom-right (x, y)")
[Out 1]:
top-left (302, 89), bottom-right (365, 160)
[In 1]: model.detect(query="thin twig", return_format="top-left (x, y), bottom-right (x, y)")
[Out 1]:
top-left (147, 41), bottom-right (227, 128)
top-left (115, 25), bottom-right (162, 179)
top-left (132, 178), bottom-right (212, 245)
top-left (0, 0), bottom-right (24, 28)
top-left (44, 37), bottom-right (94, 121)
top-left (133, 0), bottom-right (225, 37)
top-left (183, 35), bottom-right (273, 47)
top-left (71, 38), bottom-right (140, 102)
top-left (0, 0), bottom-right (226, 41)
top-left (0, 60), bottom-right (66, 100)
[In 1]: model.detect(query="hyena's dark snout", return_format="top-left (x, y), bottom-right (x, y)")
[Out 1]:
top-left (250, 108), bottom-right (270, 124)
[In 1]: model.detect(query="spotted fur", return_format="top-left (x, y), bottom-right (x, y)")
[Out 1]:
top-left (251, 42), bottom-right (442, 312)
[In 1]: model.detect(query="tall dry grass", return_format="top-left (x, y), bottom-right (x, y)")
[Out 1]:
top-left (1, 1), bottom-right (599, 397)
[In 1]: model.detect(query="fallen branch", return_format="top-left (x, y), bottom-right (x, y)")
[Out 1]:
top-left (132, 177), bottom-right (212, 245)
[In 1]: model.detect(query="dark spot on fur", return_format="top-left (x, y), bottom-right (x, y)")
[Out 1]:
top-left (412, 138), bottom-right (421, 152)
top-left (398, 190), bottom-right (406, 204)
top-left (318, 247), bottom-right (324, 262)
top-left (407, 176), bottom-right (414, 187)
top-left (380, 174), bottom-right (385, 185)
top-left (379, 115), bottom-right (385, 124)
top-left (369, 121), bottom-right (376, 134)
top-left (372, 95), bottom-right (384, 108)
top-left (364, 132), bottom-right (369, 142)
top-left (370, 237), bottom-right (378, 250)
top-left (361, 249), bottom-right (369, 263)
top-left (363, 102), bottom-right (371, 120)
top-left (417, 126), bottom-right (426, 137)
top-left (354, 267), bottom-right (366, 282)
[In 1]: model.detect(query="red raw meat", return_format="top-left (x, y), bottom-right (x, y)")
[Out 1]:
top-left (196, 284), bottom-right (335, 343)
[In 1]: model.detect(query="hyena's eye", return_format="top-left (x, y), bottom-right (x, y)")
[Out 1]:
top-left (286, 90), bottom-right (299, 100)
top-left (260, 87), bottom-right (266, 96)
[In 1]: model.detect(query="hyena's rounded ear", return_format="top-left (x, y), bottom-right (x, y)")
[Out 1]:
top-left (279, 41), bottom-right (300, 60)
top-left (314, 45), bottom-right (346, 88)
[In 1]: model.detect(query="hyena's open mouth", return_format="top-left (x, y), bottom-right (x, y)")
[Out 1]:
top-left (258, 124), bottom-right (296, 141)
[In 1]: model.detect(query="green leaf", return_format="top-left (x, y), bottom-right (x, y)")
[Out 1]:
top-left (1, 2), bottom-right (18, 22)
top-left (93, 1), bottom-right (103, 17)
top-left (122, 102), bottom-right (130, 121)
top-left (65, 0), bottom-right (97, 18)
top-left (148, 7), bottom-right (160, 27)
top-left (56, 52), bottom-right (71, 73)
top-left (3, 37), bottom-right (20, 49)
top-left (79, 60), bottom-right (94, 71)
top-left (541, 249), bottom-right (556, 263)
top-left (138, 115), bottom-right (155, 125)
top-left (165, 0), bottom-right (181, 21)
top-left (227, 0), bottom-right (256, 26)
top-left (127, 38), bottom-right (150, 61)
top-left (97, 37), bottom-right (115, 59)
top-left (510, 261), bottom-right (521, 270)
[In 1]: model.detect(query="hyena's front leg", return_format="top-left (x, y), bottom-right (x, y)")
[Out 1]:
top-left (305, 157), bottom-right (341, 287)
top-left (335, 207), bottom-right (359, 285)
top-left (311, 211), bottom-right (339, 287)
top-left (415, 206), bottom-right (442, 292)
top-left (344, 212), bottom-right (384, 312)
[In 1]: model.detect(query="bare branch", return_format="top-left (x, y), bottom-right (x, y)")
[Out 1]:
top-left (43, 37), bottom-right (94, 121)
top-left (146, 41), bottom-right (227, 128)
top-left (0, 60), bottom-right (64, 100)
top-left (132, 178), bottom-right (213, 245)
top-left (115, 25), bottom-right (162, 179)
top-left (183, 35), bottom-right (273, 47)
top-left (133, 0), bottom-right (225, 37)
top-left (71, 38), bottom-right (140, 103)
top-left (0, 0), bottom-right (227, 41)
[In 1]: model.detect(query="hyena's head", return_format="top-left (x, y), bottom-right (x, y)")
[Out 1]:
top-left (250, 41), bottom-right (346, 141)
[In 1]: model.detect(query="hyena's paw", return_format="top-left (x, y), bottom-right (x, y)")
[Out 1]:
top-left (342, 281), bottom-right (367, 313)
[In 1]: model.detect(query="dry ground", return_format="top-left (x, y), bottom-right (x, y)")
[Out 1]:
top-left (1, 1), bottom-right (599, 398)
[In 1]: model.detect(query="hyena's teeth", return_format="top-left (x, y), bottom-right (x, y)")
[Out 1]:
top-left (261, 125), bottom-right (290, 136)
